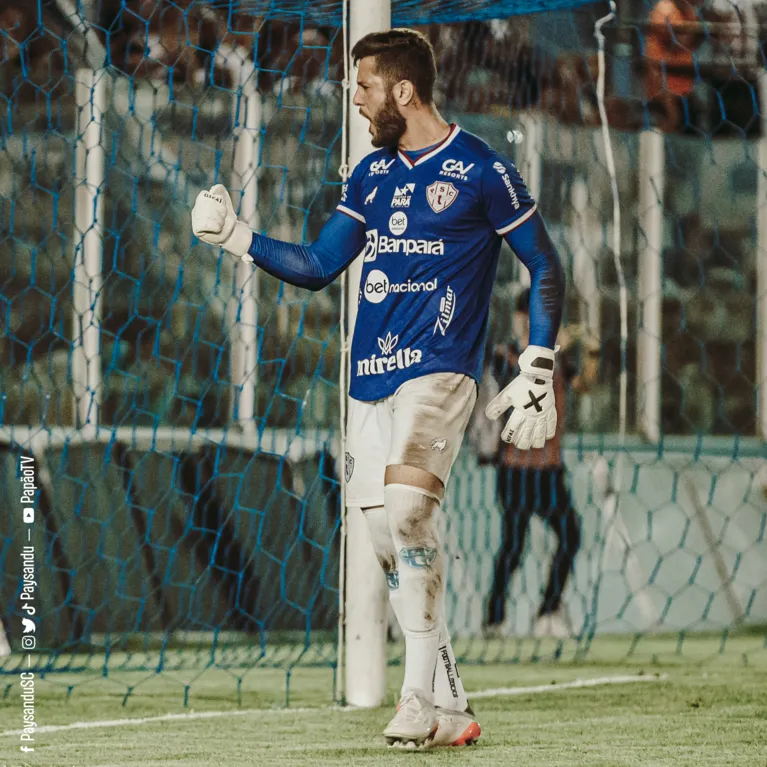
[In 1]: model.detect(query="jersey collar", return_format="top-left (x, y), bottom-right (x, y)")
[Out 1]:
top-left (397, 124), bottom-right (461, 169)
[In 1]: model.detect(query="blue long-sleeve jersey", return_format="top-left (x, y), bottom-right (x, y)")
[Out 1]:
top-left (244, 124), bottom-right (564, 401)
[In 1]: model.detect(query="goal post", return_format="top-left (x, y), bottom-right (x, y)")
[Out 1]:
top-left (341, 0), bottom-right (392, 709)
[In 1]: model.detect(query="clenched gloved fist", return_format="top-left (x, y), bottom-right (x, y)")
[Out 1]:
top-left (485, 344), bottom-right (558, 450)
top-left (191, 184), bottom-right (253, 262)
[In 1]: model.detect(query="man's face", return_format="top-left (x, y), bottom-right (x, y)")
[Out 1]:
top-left (352, 56), bottom-right (407, 148)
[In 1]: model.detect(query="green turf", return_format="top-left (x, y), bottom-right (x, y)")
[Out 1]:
top-left (1, 636), bottom-right (765, 766)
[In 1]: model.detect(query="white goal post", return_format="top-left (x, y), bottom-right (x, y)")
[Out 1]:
top-left (341, 0), bottom-right (392, 709)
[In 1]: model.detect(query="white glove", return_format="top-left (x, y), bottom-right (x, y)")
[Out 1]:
top-left (485, 344), bottom-right (558, 450)
top-left (191, 184), bottom-right (254, 262)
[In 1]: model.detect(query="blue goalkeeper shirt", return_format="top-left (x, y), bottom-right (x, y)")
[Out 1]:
top-left (339, 124), bottom-right (549, 401)
top-left (244, 124), bottom-right (564, 402)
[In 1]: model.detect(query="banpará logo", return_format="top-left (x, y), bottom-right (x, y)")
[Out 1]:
top-left (389, 212), bottom-right (408, 235)
top-left (368, 158), bottom-right (396, 176)
top-left (433, 285), bottom-right (456, 336)
top-left (357, 331), bottom-right (422, 376)
top-left (391, 183), bottom-right (415, 208)
top-left (363, 269), bottom-right (438, 303)
top-left (365, 229), bottom-right (445, 259)
top-left (377, 236), bottom-right (443, 256)
top-left (439, 159), bottom-right (475, 181)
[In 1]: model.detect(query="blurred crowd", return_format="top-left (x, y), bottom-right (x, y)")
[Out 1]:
top-left (0, 2), bottom-right (342, 95)
top-left (0, 3), bottom-right (549, 111)
top-left (2, 0), bottom-right (766, 132)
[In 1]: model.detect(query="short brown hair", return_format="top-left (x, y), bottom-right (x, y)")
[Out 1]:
top-left (351, 28), bottom-right (437, 104)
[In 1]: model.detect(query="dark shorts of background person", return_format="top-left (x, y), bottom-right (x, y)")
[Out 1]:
top-left (485, 464), bottom-right (581, 626)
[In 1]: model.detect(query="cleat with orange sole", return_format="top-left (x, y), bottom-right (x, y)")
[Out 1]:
top-left (429, 705), bottom-right (482, 747)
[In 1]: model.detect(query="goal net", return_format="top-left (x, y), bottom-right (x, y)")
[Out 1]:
top-left (0, 0), bottom-right (765, 707)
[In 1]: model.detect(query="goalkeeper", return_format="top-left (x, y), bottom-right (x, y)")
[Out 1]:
top-left (192, 27), bottom-right (565, 749)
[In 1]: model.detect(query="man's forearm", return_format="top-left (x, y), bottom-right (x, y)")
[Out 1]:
top-left (246, 210), bottom-right (366, 291)
top-left (526, 251), bottom-right (565, 348)
top-left (505, 212), bottom-right (565, 349)
top-left (246, 235), bottom-right (335, 291)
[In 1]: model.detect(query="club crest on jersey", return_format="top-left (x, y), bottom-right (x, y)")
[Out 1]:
top-left (368, 158), bottom-right (396, 176)
top-left (391, 183), bottom-right (415, 208)
top-left (426, 181), bottom-right (458, 214)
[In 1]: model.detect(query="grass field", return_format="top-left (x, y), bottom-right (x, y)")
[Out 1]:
top-left (1, 635), bottom-right (766, 766)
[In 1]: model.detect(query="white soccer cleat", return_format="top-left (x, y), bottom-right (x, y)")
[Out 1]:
top-left (429, 704), bottom-right (481, 747)
top-left (383, 689), bottom-right (439, 749)
top-left (533, 606), bottom-right (571, 639)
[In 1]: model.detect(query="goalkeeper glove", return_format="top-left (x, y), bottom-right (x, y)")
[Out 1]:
top-left (191, 184), bottom-right (254, 262)
top-left (485, 344), bottom-right (558, 450)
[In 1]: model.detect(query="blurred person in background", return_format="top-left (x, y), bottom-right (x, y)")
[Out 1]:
top-left (644, 0), bottom-right (735, 132)
top-left (645, 0), bottom-right (705, 132)
top-left (470, 289), bottom-right (598, 639)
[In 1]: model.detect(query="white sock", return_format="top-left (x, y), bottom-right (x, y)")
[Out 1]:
top-left (362, 505), bottom-right (405, 633)
top-left (362, 501), bottom-right (466, 707)
top-left (361, 506), bottom-right (398, 585)
top-left (384, 483), bottom-right (444, 703)
top-left (433, 624), bottom-right (469, 711)
top-left (402, 631), bottom-right (440, 700)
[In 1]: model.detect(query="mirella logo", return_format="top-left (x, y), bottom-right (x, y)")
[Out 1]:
top-left (356, 332), bottom-right (423, 377)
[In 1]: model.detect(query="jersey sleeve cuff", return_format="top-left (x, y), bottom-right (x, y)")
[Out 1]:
top-left (496, 204), bottom-right (537, 236)
top-left (336, 204), bottom-right (366, 224)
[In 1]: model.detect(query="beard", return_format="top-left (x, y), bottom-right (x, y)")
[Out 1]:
top-left (369, 91), bottom-right (407, 149)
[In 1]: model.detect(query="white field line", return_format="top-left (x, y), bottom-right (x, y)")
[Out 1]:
top-left (0, 673), bottom-right (667, 737)
top-left (469, 673), bottom-right (668, 699)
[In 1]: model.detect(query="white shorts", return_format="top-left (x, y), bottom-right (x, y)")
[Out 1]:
top-left (344, 372), bottom-right (478, 508)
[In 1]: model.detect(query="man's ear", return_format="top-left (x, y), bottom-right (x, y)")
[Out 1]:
top-left (394, 80), bottom-right (416, 106)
